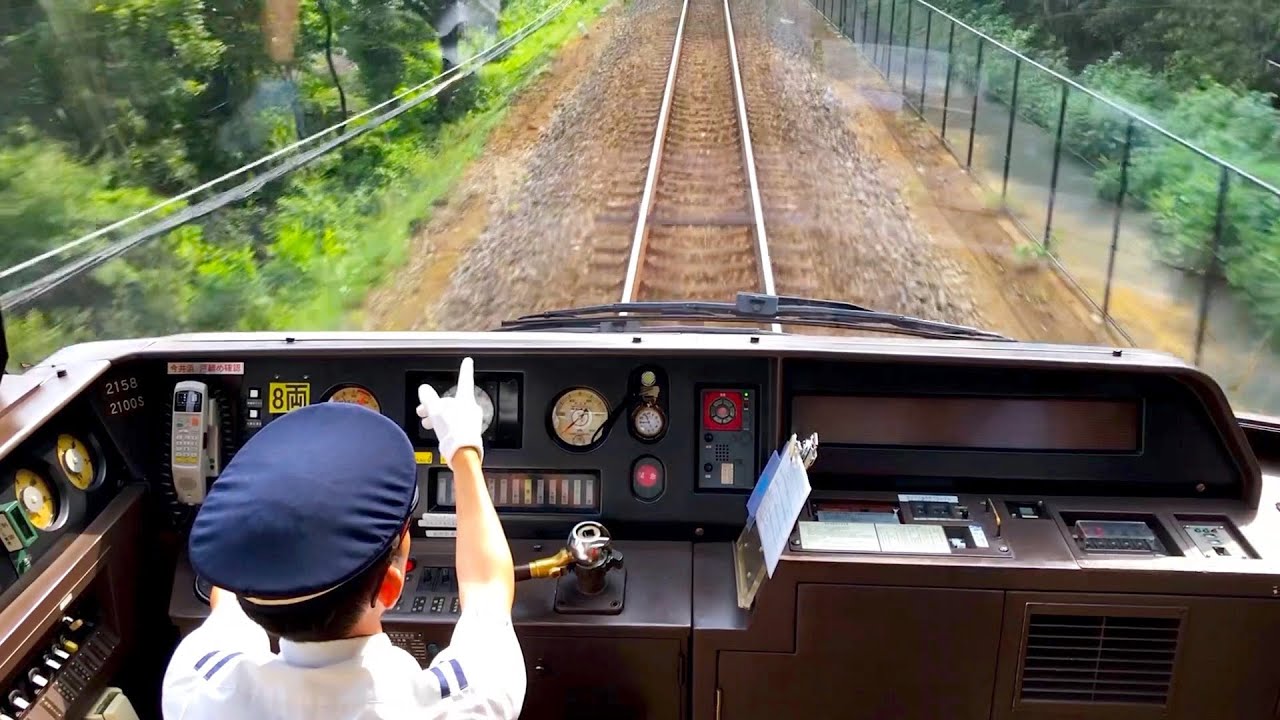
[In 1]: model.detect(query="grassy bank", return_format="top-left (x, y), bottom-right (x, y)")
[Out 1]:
top-left (9, 0), bottom-right (610, 368)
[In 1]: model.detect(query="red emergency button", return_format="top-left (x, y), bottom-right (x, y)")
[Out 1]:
top-left (637, 465), bottom-right (658, 488)
top-left (406, 558), bottom-right (417, 574)
top-left (631, 456), bottom-right (665, 501)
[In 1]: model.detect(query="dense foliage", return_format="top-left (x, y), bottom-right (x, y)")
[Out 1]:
top-left (1, 0), bottom-right (602, 368)
top-left (921, 0), bottom-right (1280, 343)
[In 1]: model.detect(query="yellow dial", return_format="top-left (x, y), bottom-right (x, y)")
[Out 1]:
top-left (15, 469), bottom-right (59, 531)
top-left (57, 434), bottom-right (96, 490)
top-left (551, 388), bottom-right (610, 448)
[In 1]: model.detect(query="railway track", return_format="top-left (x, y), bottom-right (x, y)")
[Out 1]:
top-left (619, 0), bottom-right (776, 305)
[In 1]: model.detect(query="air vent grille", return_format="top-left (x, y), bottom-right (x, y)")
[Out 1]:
top-left (1019, 613), bottom-right (1180, 705)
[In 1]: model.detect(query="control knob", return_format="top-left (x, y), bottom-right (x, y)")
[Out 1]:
top-left (28, 667), bottom-right (49, 690)
top-left (40, 654), bottom-right (62, 673)
top-left (7, 691), bottom-right (30, 713)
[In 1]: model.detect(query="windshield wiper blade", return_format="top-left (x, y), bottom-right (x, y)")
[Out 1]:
top-left (497, 292), bottom-right (1013, 341)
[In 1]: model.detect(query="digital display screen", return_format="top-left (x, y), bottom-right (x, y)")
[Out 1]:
top-left (172, 390), bottom-right (203, 413)
top-left (432, 470), bottom-right (599, 512)
top-left (791, 395), bottom-right (1141, 452)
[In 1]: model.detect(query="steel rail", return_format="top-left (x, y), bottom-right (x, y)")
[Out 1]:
top-left (619, 0), bottom-right (777, 334)
top-left (619, 0), bottom-right (690, 305)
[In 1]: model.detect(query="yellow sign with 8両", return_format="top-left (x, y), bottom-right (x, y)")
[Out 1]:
top-left (268, 382), bottom-right (311, 414)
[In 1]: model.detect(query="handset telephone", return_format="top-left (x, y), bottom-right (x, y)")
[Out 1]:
top-left (170, 381), bottom-right (222, 505)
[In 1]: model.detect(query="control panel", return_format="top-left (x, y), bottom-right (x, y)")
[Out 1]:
top-left (1072, 519), bottom-right (1169, 555)
top-left (697, 387), bottom-right (758, 490)
top-left (797, 494), bottom-right (1008, 557)
top-left (1180, 518), bottom-right (1254, 558)
top-left (2, 611), bottom-right (116, 720)
top-left (431, 470), bottom-right (600, 513)
top-left (390, 559), bottom-right (461, 618)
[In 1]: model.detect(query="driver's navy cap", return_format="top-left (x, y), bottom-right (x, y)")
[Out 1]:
top-left (189, 402), bottom-right (418, 604)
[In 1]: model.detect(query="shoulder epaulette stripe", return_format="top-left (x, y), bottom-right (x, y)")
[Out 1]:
top-left (430, 665), bottom-right (451, 699)
top-left (203, 651), bottom-right (243, 681)
top-left (194, 650), bottom-right (219, 671)
top-left (448, 659), bottom-right (469, 691)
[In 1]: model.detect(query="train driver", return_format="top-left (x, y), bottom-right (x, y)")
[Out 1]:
top-left (161, 358), bottom-right (526, 719)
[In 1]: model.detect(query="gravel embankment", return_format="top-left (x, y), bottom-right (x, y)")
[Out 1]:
top-left (733, 0), bottom-right (981, 325)
top-left (433, 0), bottom-right (681, 328)
top-left (431, 0), bottom-right (981, 329)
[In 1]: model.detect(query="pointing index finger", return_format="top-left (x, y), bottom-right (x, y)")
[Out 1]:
top-left (456, 357), bottom-right (474, 400)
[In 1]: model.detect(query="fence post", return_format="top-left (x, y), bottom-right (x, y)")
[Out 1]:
top-left (1102, 120), bottom-right (1134, 318)
top-left (940, 21), bottom-right (955, 140)
top-left (840, 0), bottom-right (848, 35)
top-left (862, 0), bottom-right (871, 48)
top-left (1042, 84), bottom-right (1069, 250)
top-left (872, 0), bottom-right (883, 66)
top-left (965, 39), bottom-right (984, 169)
top-left (902, 0), bottom-right (913, 96)
top-left (886, 0), bottom-right (897, 76)
top-left (1193, 167), bottom-right (1232, 366)
top-left (1001, 57), bottom-right (1022, 200)
top-left (920, 10), bottom-right (932, 112)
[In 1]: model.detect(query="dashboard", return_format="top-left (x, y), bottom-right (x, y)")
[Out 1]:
top-left (0, 332), bottom-right (1275, 720)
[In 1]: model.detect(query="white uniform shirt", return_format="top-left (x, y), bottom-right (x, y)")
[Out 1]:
top-left (162, 598), bottom-right (526, 719)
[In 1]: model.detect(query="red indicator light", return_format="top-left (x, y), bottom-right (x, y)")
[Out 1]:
top-left (636, 464), bottom-right (659, 488)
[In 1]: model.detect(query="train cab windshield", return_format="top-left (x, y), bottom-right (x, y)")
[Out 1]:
top-left (2, 0), bottom-right (1280, 718)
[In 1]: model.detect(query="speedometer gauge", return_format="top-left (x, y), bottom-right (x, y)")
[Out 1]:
top-left (324, 384), bottom-right (380, 412)
top-left (550, 388), bottom-right (610, 449)
top-left (14, 469), bottom-right (59, 531)
top-left (445, 384), bottom-right (495, 433)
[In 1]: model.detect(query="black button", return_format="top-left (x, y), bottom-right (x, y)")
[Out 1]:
top-left (704, 433), bottom-right (713, 442)
top-left (703, 463), bottom-right (713, 472)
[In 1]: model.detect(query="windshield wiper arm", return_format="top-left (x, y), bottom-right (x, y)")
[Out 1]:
top-left (497, 292), bottom-right (1013, 341)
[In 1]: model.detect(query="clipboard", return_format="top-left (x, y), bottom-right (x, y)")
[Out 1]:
top-left (733, 433), bottom-right (818, 609)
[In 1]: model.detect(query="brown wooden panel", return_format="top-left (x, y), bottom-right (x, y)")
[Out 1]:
top-left (717, 584), bottom-right (1003, 720)
top-left (519, 635), bottom-right (683, 720)
top-left (994, 592), bottom-right (1280, 720)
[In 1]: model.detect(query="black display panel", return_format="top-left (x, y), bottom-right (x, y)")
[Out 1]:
top-left (792, 395), bottom-right (1141, 452)
top-left (784, 358), bottom-right (1244, 499)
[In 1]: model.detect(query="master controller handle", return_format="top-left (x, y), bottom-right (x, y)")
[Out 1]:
top-left (514, 521), bottom-right (623, 585)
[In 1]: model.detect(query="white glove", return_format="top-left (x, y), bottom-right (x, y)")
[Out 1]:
top-left (416, 357), bottom-right (485, 467)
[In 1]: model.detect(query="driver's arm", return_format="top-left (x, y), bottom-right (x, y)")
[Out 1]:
top-left (450, 447), bottom-right (515, 612)
top-left (416, 359), bottom-right (525, 716)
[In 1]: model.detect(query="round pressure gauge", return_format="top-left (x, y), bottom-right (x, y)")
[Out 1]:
top-left (550, 388), bottom-right (610, 449)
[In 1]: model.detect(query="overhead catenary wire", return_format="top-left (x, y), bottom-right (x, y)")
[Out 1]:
top-left (0, 0), bottom-right (572, 307)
